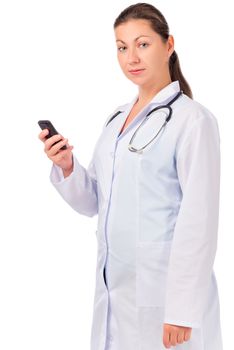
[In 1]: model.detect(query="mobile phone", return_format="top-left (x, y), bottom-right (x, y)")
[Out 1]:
top-left (38, 120), bottom-right (67, 150)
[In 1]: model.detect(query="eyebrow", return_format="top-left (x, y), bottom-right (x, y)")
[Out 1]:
top-left (116, 35), bottom-right (151, 44)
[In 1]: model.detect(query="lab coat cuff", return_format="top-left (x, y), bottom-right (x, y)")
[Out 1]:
top-left (163, 288), bottom-right (206, 330)
top-left (163, 318), bottom-right (201, 329)
top-left (49, 154), bottom-right (81, 184)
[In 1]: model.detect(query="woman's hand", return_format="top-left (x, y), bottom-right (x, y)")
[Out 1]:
top-left (38, 129), bottom-right (74, 173)
top-left (163, 323), bottom-right (192, 348)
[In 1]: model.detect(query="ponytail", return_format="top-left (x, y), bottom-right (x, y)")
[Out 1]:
top-left (169, 51), bottom-right (193, 98)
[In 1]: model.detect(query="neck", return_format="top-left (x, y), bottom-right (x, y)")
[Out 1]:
top-left (136, 77), bottom-right (172, 106)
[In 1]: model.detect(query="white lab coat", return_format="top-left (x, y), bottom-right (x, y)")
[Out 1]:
top-left (50, 80), bottom-right (223, 350)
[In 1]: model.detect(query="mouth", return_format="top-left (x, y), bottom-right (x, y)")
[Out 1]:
top-left (128, 68), bottom-right (145, 75)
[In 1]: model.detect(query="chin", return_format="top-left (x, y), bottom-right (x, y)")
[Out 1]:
top-left (127, 76), bottom-right (149, 86)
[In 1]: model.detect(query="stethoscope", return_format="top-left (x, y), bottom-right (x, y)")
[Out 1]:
top-left (128, 90), bottom-right (183, 153)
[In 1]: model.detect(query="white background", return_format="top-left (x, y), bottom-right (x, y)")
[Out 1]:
top-left (0, 0), bottom-right (233, 349)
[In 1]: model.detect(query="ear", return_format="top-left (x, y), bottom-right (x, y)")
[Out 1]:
top-left (167, 35), bottom-right (175, 58)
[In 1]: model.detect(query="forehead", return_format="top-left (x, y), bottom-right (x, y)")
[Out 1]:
top-left (115, 19), bottom-right (157, 39)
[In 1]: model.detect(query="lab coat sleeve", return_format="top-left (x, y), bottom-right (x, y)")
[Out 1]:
top-left (48, 107), bottom-right (121, 217)
top-left (49, 153), bottom-right (98, 217)
top-left (164, 111), bottom-right (221, 328)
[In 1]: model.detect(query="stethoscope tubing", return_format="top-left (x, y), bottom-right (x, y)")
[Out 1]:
top-left (128, 90), bottom-right (183, 153)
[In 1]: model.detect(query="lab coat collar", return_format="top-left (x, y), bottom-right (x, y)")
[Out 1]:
top-left (115, 80), bottom-right (181, 140)
top-left (129, 80), bottom-right (181, 108)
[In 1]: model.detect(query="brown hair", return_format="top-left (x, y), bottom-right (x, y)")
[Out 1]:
top-left (114, 2), bottom-right (193, 99)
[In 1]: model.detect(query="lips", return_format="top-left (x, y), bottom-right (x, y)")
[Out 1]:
top-left (129, 68), bottom-right (145, 72)
top-left (128, 68), bottom-right (145, 76)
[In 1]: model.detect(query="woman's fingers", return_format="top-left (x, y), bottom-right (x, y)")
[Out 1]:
top-left (52, 145), bottom-right (74, 162)
top-left (162, 325), bottom-right (171, 348)
top-left (44, 134), bottom-right (64, 151)
top-left (177, 328), bottom-right (185, 344)
top-left (38, 130), bottom-right (65, 152)
top-left (38, 127), bottom-right (74, 170)
top-left (184, 328), bottom-right (192, 341)
top-left (46, 138), bottom-right (69, 157)
top-left (163, 324), bottom-right (192, 348)
top-left (38, 129), bottom-right (49, 142)
top-left (169, 326), bottom-right (178, 347)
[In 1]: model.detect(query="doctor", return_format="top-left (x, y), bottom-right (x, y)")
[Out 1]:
top-left (38, 2), bottom-right (223, 350)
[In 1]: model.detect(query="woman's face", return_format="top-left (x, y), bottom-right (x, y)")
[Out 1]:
top-left (114, 19), bottom-right (174, 87)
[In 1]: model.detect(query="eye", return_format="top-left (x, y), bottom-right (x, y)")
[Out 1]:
top-left (117, 46), bottom-right (127, 52)
top-left (139, 42), bottom-right (149, 48)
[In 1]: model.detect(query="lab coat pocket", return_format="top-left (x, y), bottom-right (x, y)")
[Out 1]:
top-left (136, 240), bottom-right (172, 307)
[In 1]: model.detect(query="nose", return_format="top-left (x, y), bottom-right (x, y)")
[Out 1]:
top-left (127, 47), bottom-right (140, 64)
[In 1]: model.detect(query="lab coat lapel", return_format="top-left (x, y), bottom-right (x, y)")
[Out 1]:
top-left (96, 80), bottom-right (182, 200)
top-left (93, 98), bottom-right (140, 200)
top-left (117, 80), bottom-right (181, 141)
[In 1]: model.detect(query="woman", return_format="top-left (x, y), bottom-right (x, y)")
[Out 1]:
top-left (38, 3), bottom-right (223, 350)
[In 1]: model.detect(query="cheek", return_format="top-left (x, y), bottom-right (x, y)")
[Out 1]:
top-left (117, 55), bottom-right (127, 70)
top-left (144, 46), bottom-right (165, 64)
top-left (148, 51), bottom-right (165, 69)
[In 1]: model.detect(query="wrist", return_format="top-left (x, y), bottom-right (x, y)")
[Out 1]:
top-left (62, 157), bottom-right (74, 177)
